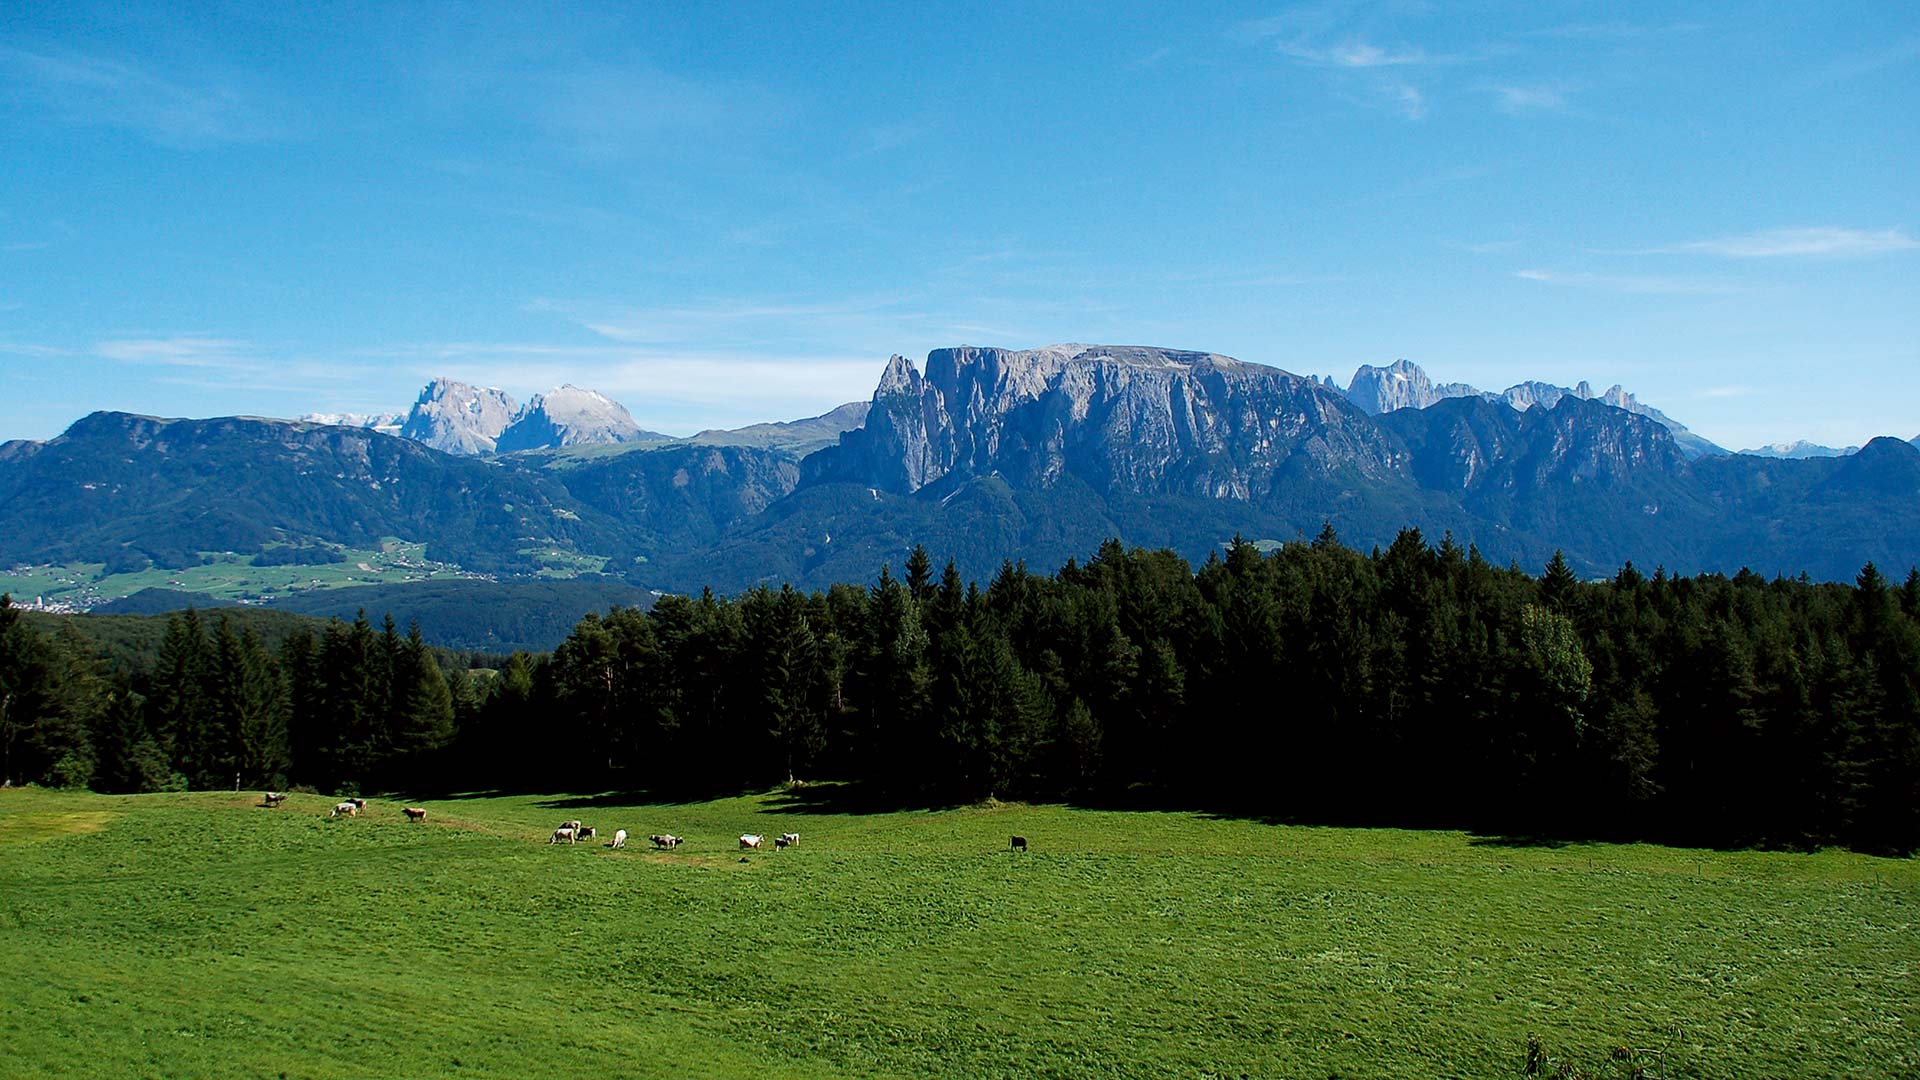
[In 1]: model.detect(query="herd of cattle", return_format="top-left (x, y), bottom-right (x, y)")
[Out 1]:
top-left (263, 792), bottom-right (1034, 853)
top-left (544, 822), bottom-right (803, 851)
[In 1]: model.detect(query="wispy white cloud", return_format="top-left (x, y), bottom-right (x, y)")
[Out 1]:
top-left (852, 121), bottom-right (929, 158)
top-left (1391, 84), bottom-right (1427, 119)
top-left (530, 63), bottom-right (782, 161)
top-left (1235, 10), bottom-right (1511, 121)
top-left (1644, 227), bottom-right (1919, 258)
top-left (0, 342), bottom-right (68, 357)
top-left (0, 47), bottom-right (284, 147)
top-left (1801, 38), bottom-right (1920, 87)
top-left (1515, 268), bottom-right (1747, 295)
top-left (1457, 238), bottom-right (1526, 254)
top-left (95, 337), bottom-right (251, 367)
top-left (91, 338), bottom-right (371, 396)
top-left (1491, 83), bottom-right (1566, 111)
top-left (1527, 21), bottom-right (1707, 41)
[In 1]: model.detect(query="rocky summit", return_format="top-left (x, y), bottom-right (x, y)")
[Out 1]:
top-left (1344, 359), bottom-right (1483, 415)
top-left (495, 384), bottom-right (664, 452)
top-left (807, 344), bottom-right (1400, 498)
top-left (397, 378), bottom-right (520, 455)
top-left (1340, 360), bottom-right (1726, 459)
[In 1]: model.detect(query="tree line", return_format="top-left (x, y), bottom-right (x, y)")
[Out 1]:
top-left (3, 528), bottom-right (1916, 853)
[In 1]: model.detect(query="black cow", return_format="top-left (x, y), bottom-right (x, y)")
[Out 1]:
top-left (1009, 835), bottom-right (1028, 852)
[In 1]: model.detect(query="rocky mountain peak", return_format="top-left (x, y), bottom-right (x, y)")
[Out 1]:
top-left (876, 354), bottom-right (921, 396)
top-left (1339, 362), bottom-right (1724, 459)
top-left (1345, 359), bottom-right (1482, 415)
top-left (494, 384), bottom-right (662, 453)
top-left (808, 343), bottom-right (1398, 497)
top-left (396, 378), bottom-right (519, 455)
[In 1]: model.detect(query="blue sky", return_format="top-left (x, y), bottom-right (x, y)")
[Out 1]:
top-left (2, 2), bottom-right (1915, 449)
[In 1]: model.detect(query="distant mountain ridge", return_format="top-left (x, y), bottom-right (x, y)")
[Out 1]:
top-left (316, 377), bottom-right (868, 459)
top-left (1738, 440), bottom-right (1860, 459)
top-left (4, 344), bottom-right (1916, 603)
top-left (1340, 359), bottom-right (1727, 458)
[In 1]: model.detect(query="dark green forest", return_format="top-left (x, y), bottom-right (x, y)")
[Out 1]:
top-left (4, 529), bottom-right (1917, 854)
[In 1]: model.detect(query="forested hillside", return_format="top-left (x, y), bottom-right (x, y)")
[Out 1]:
top-left (5, 532), bottom-right (1916, 854)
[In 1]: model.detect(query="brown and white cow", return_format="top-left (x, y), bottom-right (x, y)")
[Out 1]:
top-left (402, 807), bottom-right (427, 822)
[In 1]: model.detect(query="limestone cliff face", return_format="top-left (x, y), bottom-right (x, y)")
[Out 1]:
top-left (807, 344), bottom-right (1403, 498)
top-left (398, 378), bottom-right (520, 455)
top-left (1345, 359), bottom-right (1483, 415)
top-left (1381, 394), bottom-right (1689, 496)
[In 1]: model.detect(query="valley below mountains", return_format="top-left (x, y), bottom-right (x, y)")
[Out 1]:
top-left (3, 345), bottom-right (1916, 616)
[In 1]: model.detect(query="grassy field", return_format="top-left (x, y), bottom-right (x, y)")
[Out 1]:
top-left (0, 786), bottom-right (1912, 1079)
top-left (1, 540), bottom-right (489, 609)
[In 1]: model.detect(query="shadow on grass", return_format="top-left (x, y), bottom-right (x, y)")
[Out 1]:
top-left (425, 785), bottom-right (768, 809)
top-left (1467, 834), bottom-right (1574, 849)
top-left (756, 782), bottom-right (968, 816)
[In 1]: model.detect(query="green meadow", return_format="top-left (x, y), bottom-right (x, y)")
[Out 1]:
top-left (0, 540), bottom-right (479, 609)
top-left (0, 786), bottom-right (1912, 1079)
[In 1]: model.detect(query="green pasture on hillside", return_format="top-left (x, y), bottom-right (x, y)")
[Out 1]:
top-left (0, 540), bottom-right (489, 609)
top-left (0, 787), bottom-right (1912, 1078)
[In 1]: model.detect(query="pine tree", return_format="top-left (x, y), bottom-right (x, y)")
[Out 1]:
top-left (147, 609), bottom-right (208, 784)
top-left (90, 688), bottom-right (169, 794)
top-left (905, 545), bottom-right (935, 606)
top-left (389, 623), bottom-right (454, 789)
top-left (1541, 550), bottom-right (1579, 612)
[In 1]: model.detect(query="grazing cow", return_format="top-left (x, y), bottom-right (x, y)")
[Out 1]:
top-left (550, 827), bottom-right (578, 845)
top-left (261, 792), bottom-right (288, 808)
top-left (650, 834), bottom-right (682, 849)
top-left (330, 801), bottom-right (359, 818)
top-left (611, 829), bottom-right (627, 849)
top-left (739, 834), bottom-right (764, 850)
top-left (577, 826), bottom-right (596, 841)
top-left (402, 807), bottom-right (427, 822)
top-left (774, 836), bottom-right (791, 850)
top-left (780, 832), bottom-right (800, 847)
top-left (1009, 835), bottom-right (1027, 852)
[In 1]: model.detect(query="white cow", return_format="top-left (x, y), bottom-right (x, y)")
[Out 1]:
top-left (611, 829), bottom-right (628, 849)
top-left (330, 801), bottom-right (359, 818)
top-left (650, 834), bottom-right (683, 849)
top-left (779, 832), bottom-right (800, 847)
top-left (550, 827), bottom-right (578, 845)
top-left (739, 833), bottom-right (764, 850)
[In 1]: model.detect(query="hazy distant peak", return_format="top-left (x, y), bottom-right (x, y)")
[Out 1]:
top-left (495, 383), bottom-right (662, 452)
top-left (1345, 358), bottom-right (1483, 415)
top-left (1737, 439), bottom-right (1860, 459)
top-left (298, 411), bottom-right (403, 434)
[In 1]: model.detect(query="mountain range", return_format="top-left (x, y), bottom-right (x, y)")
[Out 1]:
top-left (5, 344), bottom-right (1916, 608)
top-left (1736, 440), bottom-right (1862, 460)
